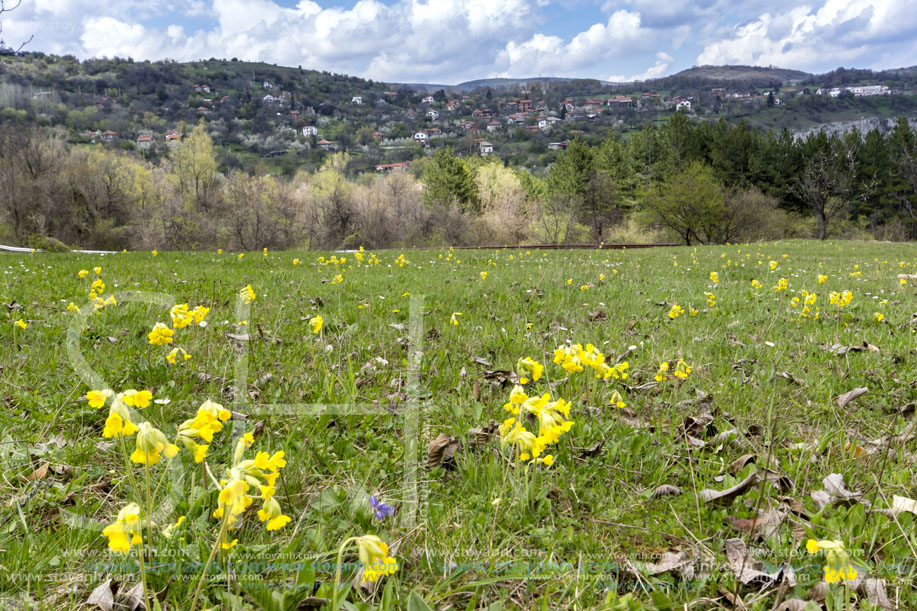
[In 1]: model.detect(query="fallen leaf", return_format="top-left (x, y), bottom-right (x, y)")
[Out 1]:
top-left (858, 578), bottom-right (893, 610)
top-left (86, 579), bottom-right (115, 611)
top-left (634, 551), bottom-right (694, 578)
top-left (467, 422), bottom-right (499, 448)
top-left (699, 471), bottom-right (760, 505)
top-left (577, 440), bottom-right (604, 458)
top-left (811, 473), bottom-right (866, 510)
top-left (774, 600), bottom-right (810, 611)
top-left (224, 332), bottom-right (252, 342)
top-left (835, 387), bottom-right (868, 408)
top-left (650, 484), bottom-right (683, 499)
top-left (427, 434), bottom-right (461, 470)
top-left (588, 310), bottom-right (607, 321)
top-left (27, 462), bottom-right (49, 481)
top-left (728, 454), bottom-right (756, 474)
top-left (724, 538), bottom-right (794, 587)
top-left (472, 356), bottom-right (493, 368)
top-left (119, 583), bottom-right (145, 611)
top-left (728, 507), bottom-right (785, 540)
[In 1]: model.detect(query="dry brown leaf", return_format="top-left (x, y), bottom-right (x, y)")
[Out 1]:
top-left (724, 538), bottom-right (794, 587)
top-left (728, 507), bottom-right (785, 540)
top-left (467, 422), bottom-right (499, 448)
top-left (811, 473), bottom-right (866, 510)
top-left (577, 440), bottom-right (604, 458)
top-left (650, 484), bottom-right (683, 499)
top-left (427, 434), bottom-right (461, 470)
top-left (27, 462), bottom-right (49, 481)
top-left (835, 387), bottom-right (868, 408)
top-left (635, 551), bottom-right (694, 579)
top-left (119, 583), bottom-right (146, 611)
top-left (86, 579), bottom-right (115, 611)
top-left (699, 471), bottom-right (760, 505)
top-left (774, 600), bottom-right (810, 611)
top-left (728, 453), bottom-right (756, 474)
top-left (858, 578), bottom-right (893, 610)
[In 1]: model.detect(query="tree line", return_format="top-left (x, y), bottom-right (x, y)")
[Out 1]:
top-left (1, 114), bottom-right (916, 251)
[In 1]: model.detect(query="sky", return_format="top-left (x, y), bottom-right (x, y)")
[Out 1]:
top-left (1, 0), bottom-right (915, 84)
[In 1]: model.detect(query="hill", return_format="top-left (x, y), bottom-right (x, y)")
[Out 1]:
top-left (1, 53), bottom-right (915, 175)
top-left (668, 65), bottom-right (811, 84)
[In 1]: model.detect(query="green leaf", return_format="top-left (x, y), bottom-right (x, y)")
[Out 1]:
top-left (406, 591), bottom-right (434, 611)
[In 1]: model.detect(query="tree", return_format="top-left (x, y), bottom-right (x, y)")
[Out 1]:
top-left (639, 161), bottom-right (726, 245)
top-left (790, 133), bottom-right (859, 240)
top-left (0, 0), bottom-right (33, 54)
top-left (422, 147), bottom-right (478, 212)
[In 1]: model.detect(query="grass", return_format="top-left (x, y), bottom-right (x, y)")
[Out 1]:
top-left (1, 240), bottom-right (916, 610)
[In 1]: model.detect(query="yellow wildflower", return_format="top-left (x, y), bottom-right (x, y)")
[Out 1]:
top-left (147, 322), bottom-right (174, 346)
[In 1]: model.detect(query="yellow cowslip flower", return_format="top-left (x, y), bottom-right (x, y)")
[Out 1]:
top-left (599, 274), bottom-right (605, 281)
top-left (293, 258), bottom-right (300, 265)
top-left (93, 266), bottom-right (102, 275)
top-left (774, 278), bottom-right (788, 292)
top-left (553, 345), bottom-right (584, 374)
top-left (654, 361), bottom-right (669, 382)
top-left (102, 503), bottom-right (143, 554)
top-left (709, 271), bottom-right (719, 283)
top-left (104, 295), bottom-right (117, 307)
top-left (537, 454), bottom-right (554, 466)
top-left (221, 538), bottom-right (238, 550)
top-left (673, 359), bottom-right (692, 379)
top-left (170, 303), bottom-right (193, 329)
top-left (610, 389), bottom-right (626, 408)
top-left (704, 291), bottom-right (716, 308)
top-left (78, 269), bottom-right (89, 278)
top-left (240, 284), bottom-right (256, 304)
top-left (14, 319), bottom-right (27, 330)
top-left (900, 278), bottom-right (908, 287)
top-left (263, 247), bottom-right (268, 257)
top-left (449, 312), bottom-right (462, 326)
top-left (806, 539), bottom-right (857, 584)
top-left (769, 260), bottom-right (778, 270)
top-left (166, 347), bottom-right (191, 364)
top-left (751, 279), bottom-right (762, 290)
top-left (828, 290), bottom-right (852, 307)
top-left (91, 278), bottom-right (105, 294)
top-left (120, 389), bottom-right (153, 409)
top-left (331, 274), bottom-right (344, 285)
top-left (480, 271), bottom-right (487, 280)
top-left (257, 496), bottom-right (291, 531)
top-left (162, 515), bottom-right (185, 539)
top-left (566, 279), bottom-right (573, 285)
top-left (87, 389), bottom-right (110, 409)
top-left (217, 249), bottom-right (223, 254)
top-left (874, 312), bottom-right (884, 322)
top-left (177, 399), bottom-right (232, 449)
top-left (102, 401), bottom-right (139, 438)
top-left (130, 422), bottom-right (179, 465)
top-left (816, 274), bottom-right (827, 283)
top-left (668, 304), bottom-right (684, 319)
top-left (191, 305), bottom-right (210, 324)
top-left (309, 315), bottom-right (323, 334)
top-left (67, 302), bottom-right (80, 312)
top-left (356, 535), bottom-right (398, 583)
top-left (237, 253), bottom-right (244, 260)
top-left (148, 322), bottom-right (174, 346)
top-left (516, 357), bottom-right (543, 384)
top-left (152, 250), bottom-right (158, 257)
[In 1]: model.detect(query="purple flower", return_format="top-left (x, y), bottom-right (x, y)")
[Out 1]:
top-left (369, 495), bottom-right (394, 521)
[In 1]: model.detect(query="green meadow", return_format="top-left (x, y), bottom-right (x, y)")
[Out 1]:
top-left (1, 240), bottom-right (916, 610)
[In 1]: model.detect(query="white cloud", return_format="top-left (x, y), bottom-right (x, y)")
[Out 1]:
top-left (608, 51), bottom-right (673, 82)
top-left (697, 0), bottom-right (917, 70)
top-left (495, 9), bottom-right (650, 77)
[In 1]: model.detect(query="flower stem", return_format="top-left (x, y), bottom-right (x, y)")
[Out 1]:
top-left (117, 435), bottom-right (152, 611)
top-left (331, 537), bottom-right (356, 610)
top-left (189, 511), bottom-right (230, 611)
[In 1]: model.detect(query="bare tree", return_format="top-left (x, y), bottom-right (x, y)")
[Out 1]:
top-left (791, 140), bottom-right (859, 240)
top-left (0, 0), bottom-right (33, 54)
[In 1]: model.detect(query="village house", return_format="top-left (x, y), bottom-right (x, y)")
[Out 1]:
top-left (316, 139), bottom-right (336, 151)
top-left (413, 130), bottom-right (429, 146)
top-left (606, 96), bottom-right (633, 110)
top-left (101, 130), bottom-right (119, 144)
top-left (351, 96), bottom-right (363, 105)
top-left (302, 126), bottom-right (318, 137)
top-left (263, 81), bottom-right (273, 89)
top-left (675, 99), bottom-right (692, 111)
top-left (426, 109), bottom-right (439, 120)
top-left (478, 140), bottom-right (494, 156)
top-left (193, 84), bottom-right (211, 93)
top-left (518, 99), bottom-right (532, 112)
top-left (422, 95), bottom-right (435, 104)
top-left (136, 133), bottom-right (154, 150)
top-left (547, 141), bottom-right (569, 151)
top-left (263, 94), bottom-right (277, 104)
top-left (374, 161), bottom-right (410, 172)
top-left (486, 120), bottom-right (501, 133)
top-left (524, 125), bottom-right (539, 135)
top-left (165, 130), bottom-right (182, 148)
